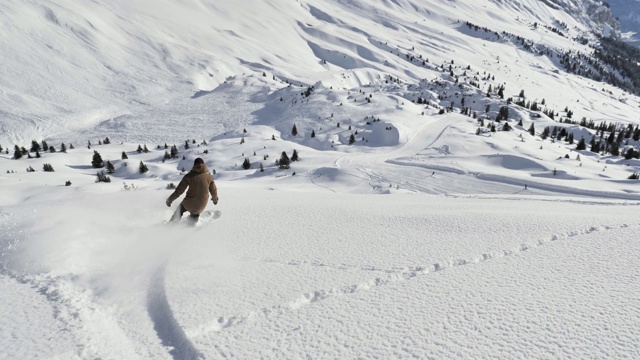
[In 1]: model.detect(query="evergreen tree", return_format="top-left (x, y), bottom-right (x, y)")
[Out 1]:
top-left (69, 143), bottom-right (75, 150)
top-left (278, 151), bottom-right (290, 169)
top-left (35, 150), bottom-right (41, 158)
top-left (49, 146), bottom-right (56, 153)
top-left (184, 140), bottom-right (189, 149)
top-left (259, 163), bottom-right (264, 172)
top-left (92, 150), bottom-right (104, 168)
top-left (60, 143), bottom-right (67, 153)
top-left (106, 160), bottom-right (115, 174)
top-left (104, 137), bottom-right (110, 144)
top-left (291, 124), bottom-right (298, 136)
top-left (242, 158), bottom-right (251, 170)
top-left (13, 145), bottom-right (22, 159)
top-left (541, 127), bottom-right (550, 140)
top-left (349, 134), bottom-right (356, 145)
top-left (96, 171), bottom-right (111, 183)
top-left (291, 149), bottom-right (299, 161)
top-left (137, 144), bottom-right (143, 153)
top-left (42, 140), bottom-right (48, 151)
top-left (143, 144), bottom-right (149, 153)
top-left (139, 161), bottom-right (148, 174)
top-left (121, 151), bottom-right (128, 160)
top-left (43, 163), bottom-right (54, 172)
top-left (163, 151), bottom-right (170, 160)
top-left (30, 140), bottom-right (41, 153)
top-left (311, 130), bottom-right (316, 138)
top-left (528, 123), bottom-right (535, 136)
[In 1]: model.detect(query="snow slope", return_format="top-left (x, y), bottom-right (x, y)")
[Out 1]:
top-left (1, 0), bottom-right (640, 359)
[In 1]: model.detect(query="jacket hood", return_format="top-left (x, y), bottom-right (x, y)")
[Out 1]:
top-left (191, 163), bottom-right (209, 174)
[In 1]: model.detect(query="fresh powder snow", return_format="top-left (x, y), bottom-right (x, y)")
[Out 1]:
top-left (1, 1), bottom-right (639, 359)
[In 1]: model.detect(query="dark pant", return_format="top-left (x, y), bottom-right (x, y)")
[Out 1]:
top-left (170, 204), bottom-right (200, 225)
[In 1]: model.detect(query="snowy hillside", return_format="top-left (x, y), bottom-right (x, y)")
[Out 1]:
top-left (1, 0), bottom-right (640, 359)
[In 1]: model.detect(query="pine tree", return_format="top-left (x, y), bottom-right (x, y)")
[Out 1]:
top-left (528, 123), bottom-right (535, 136)
top-left (49, 146), bottom-right (56, 153)
top-left (278, 151), bottom-right (290, 169)
top-left (96, 171), bottom-right (111, 183)
top-left (291, 124), bottom-right (298, 136)
top-left (139, 161), bottom-right (148, 174)
top-left (242, 158), bottom-right (251, 169)
top-left (104, 137), bottom-right (110, 144)
top-left (92, 150), bottom-right (104, 168)
top-left (121, 151), bottom-right (128, 160)
top-left (42, 140), bottom-right (49, 151)
top-left (30, 140), bottom-right (41, 152)
top-left (13, 145), bottom-right (22, 159)
top-left (291, 149), bottom-right (299, 161)
top-left (106, 161), bottom-right (115, 174)
top-left (311, 130), bottom-right (316, 138)
top-left (170, 145), bottom-right (178, 158)
top-left (43, 163), bottom-right (54, 172)
top-left (349, 134), bottom-right (356, 145)
top-left (259, 163), bottom-right (264, 172)
top-left (60, 143), bottom-right (67, 153)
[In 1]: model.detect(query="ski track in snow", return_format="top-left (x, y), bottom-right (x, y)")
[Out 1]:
top-left (186, 221), bottom-right (639, 339)
top-left (147, 263), bottom-right (204, 360)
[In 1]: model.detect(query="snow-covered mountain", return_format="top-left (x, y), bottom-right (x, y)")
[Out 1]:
top-left (2, 1), bottom-right (640, 359)
top-left (0, 0), bottom-right (631, 143)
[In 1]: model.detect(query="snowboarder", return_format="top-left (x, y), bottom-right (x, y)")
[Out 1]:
top-left (166, 158), bottom-right (219, 225)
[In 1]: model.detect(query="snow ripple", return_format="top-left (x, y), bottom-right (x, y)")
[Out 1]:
top-left (187, 222), bottom-right (638, 338)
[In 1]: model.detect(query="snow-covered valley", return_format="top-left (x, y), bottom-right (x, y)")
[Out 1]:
top-left (1, 0), bottom-right (639, 359)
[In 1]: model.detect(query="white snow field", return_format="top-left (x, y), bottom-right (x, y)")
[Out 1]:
top-left (1, 0), bottom-right (640, 359)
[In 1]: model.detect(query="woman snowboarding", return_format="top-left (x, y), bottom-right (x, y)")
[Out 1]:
top-left (166, 158), bottom-right (219, 225)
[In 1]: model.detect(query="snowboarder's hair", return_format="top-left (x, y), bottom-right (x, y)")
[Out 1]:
top-left (194, 157), bottom-right (204, 165)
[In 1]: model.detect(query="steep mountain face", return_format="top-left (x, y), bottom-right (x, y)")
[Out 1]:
top-left (0, 0), bottom-right (631, 145)
top-left (537, 0), bottom-right (620, 38)
top-left (605, 0), bottom-right (640, 45)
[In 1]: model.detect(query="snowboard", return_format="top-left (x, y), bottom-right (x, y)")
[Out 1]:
top-left (165, 209), bottom-right (222, 227)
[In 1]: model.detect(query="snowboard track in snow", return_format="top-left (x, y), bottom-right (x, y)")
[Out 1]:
top-left (147, 263), bottom-right (204, 360)
top-left (187, 222), bottom-right (639, 338)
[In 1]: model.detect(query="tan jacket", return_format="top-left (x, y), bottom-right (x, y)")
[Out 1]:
top-left (167, 164), bottom-right (218, 214)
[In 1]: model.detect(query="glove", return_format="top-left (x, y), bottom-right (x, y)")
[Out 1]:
top-left (166, 199), bottom-right (172, 207)
top-left (212, 198), bottom-right (218, 205)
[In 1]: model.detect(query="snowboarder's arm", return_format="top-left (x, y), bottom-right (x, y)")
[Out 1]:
top-left (209, 177), bottom-right (218, 204)
top-left (167, 177), bottom-right (189, 204)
